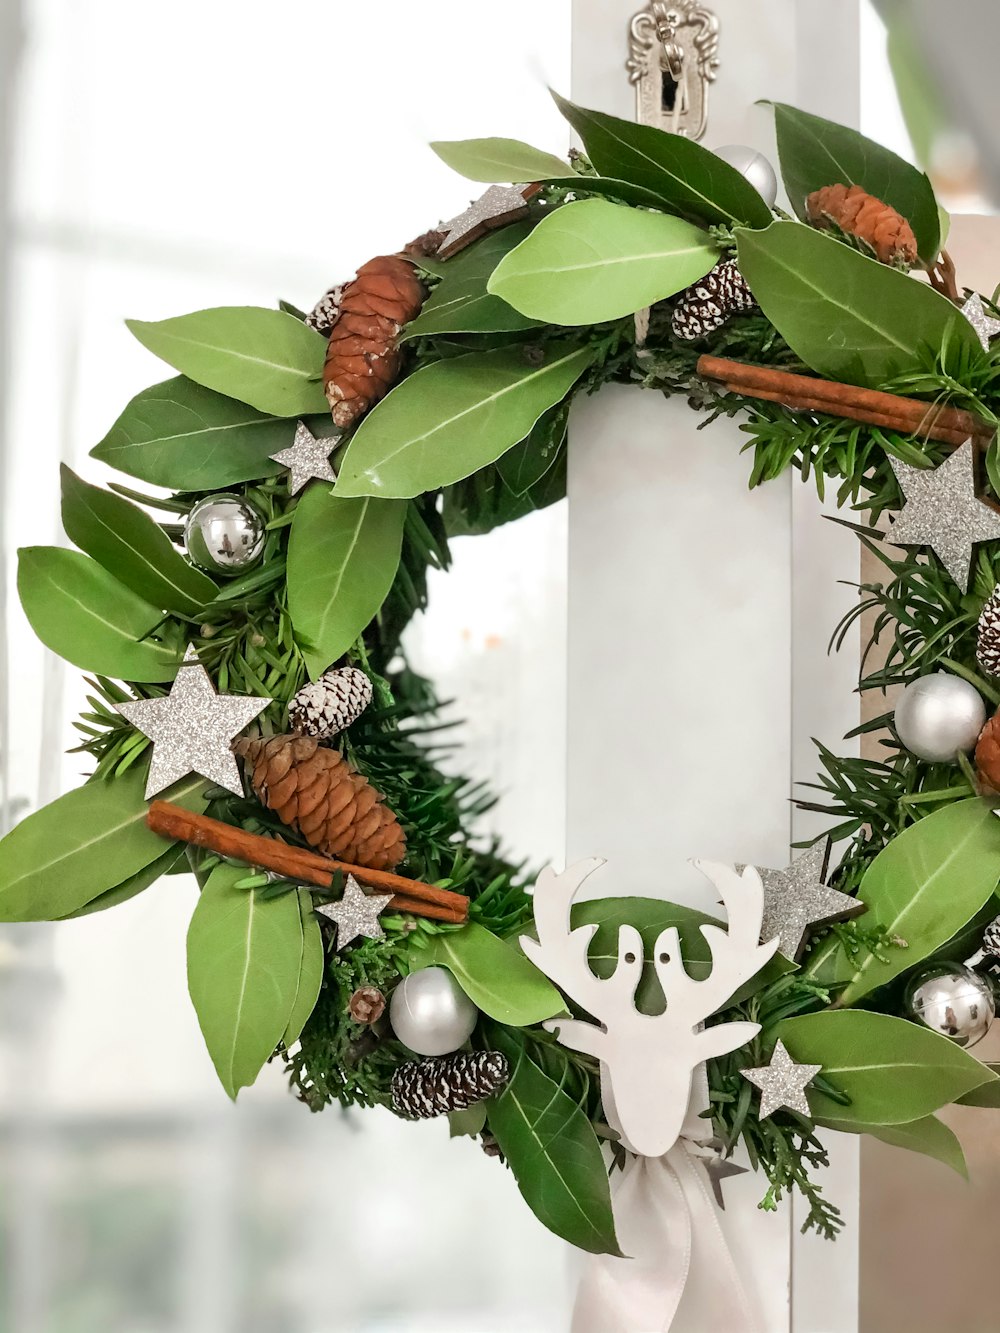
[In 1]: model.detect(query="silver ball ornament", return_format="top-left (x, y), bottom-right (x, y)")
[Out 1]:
top-left (905, 964), bottom-right (994, 1048)
top-left (893, 672), bottom-right (986, 763)
top-left (184, 494), bottom-right (267, 577)
top-left (714, 144), bottom-right (778, 208)
top-left (389, 967), bottom-right (478, 1056)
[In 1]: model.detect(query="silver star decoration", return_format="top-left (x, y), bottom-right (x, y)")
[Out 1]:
top-left (315, 874), bottom-right (394, 951)
top-left (118, 645), bottom-right (270, 799)
top-left (961, 293), bottom-right (1000, 352)
top-left (750, 839), bottom-right (864, 961)
top-left (888, 440), bottom-right (1000, 591)
top-left (741, 1040), bottom-right (821, 1119)
top-left (689, 1140), bottom-right (748, 1209)
top-left (438, 185), bottom-right (532, 258)
top-left (269, 420), bottom-right (338, 496)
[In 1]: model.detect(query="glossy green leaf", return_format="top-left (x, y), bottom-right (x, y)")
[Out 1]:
top-left (768, 101), bottom-right (941, 262)
top-left (335, 343), bottom-right (592, 499)
top-left (430, 136), bottom-right (569, 182)
top-left (126, 307), bottom-right (329, 417)
top-left (420, 922), bottom-right (564, 1026)
top-left (867, 1117), bottom-right (967, 1177)
top-left (402, 223), bottom-right (543, 339)
top-left (187, 864), bottom-right (305, 1099)
top-left (61, 465), bottom-right (217, 615)
top-left (0, 770), bottom-right (205, 921)
top-left (442, 441), bottom-right (568, 536)
top-left (60, 846), bottom-right (186, 919)
top-left (91, 376), bottom-right (320, 489)
top-left (488, 1031), bottom-right (621, 1255)
top-left (552, 92), bottom-right (773, 228)
top-left (448, 1103), bottom-right (488, 1138)
top-left (541, 176), bottom-right (692, 210)
top-left (488, 199), bottom-right (717, 325)
top-left (957, 1064), bottom-right (1000, 1107)
top-left (287, 486), bottom-right (405, 678)
top-left (18, 546), bottom-right (180, 682)
top-left (778, 1010), bottom-right (997, 1125)
top-left (736, 221), bottom-right (979, 388)
top-left (836, 800), bottom-right (1000, 1005)
top-left (282, 891), bottom-right (325, 1048)
top-left (496, 403), bottom-right (567, 496)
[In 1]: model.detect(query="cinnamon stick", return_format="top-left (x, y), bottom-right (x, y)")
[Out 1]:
top-left (147, 801), bottom-right (469, 924)
top-left (698, 355), bottom-right (991, 446)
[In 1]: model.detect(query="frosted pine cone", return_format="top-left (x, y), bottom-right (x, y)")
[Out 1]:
top-left (982, 914), bottom-right (1000, 960)
top-left (391, 1051), bottom-right (510, 1119)
top-left (977, 586), bottom-right (1000, 678)
top-left (288, 667), bottom-right (373, 739)
top-left (671, 258), bottom-right (756, 342)
top-left (305, 285), bottom-right (345, 337)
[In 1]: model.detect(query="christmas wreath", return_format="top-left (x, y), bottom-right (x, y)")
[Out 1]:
top-left (6, 94), bottom-right (1000, 1274)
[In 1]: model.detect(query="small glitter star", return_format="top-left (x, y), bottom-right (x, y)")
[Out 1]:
top-left (889, 439), bottom-right (1000, 591)
top-left (961, 294), bottom-right (1000, 352)
top-left (438, 185), bottom-right (534, 258)
top-left (315, 875), bottom-right (394, 951)
top-left (118, 645), bottom-right (270, 799)
top-left (749, 840), bottom-right (864, 961)
top-left (741, 1040), bottom-right (821, 1119)
top-left (269, 420), bottom-right (338, 495)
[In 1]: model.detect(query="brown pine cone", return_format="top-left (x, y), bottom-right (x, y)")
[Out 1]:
top-left (805, 183), bottom-right (918, 267)
top-left (976, 711), bottom-right (1000, 793)
top-left (322, 256), bottom-right (425, 428)
top-left (232, 734), bottom-right (406, 870)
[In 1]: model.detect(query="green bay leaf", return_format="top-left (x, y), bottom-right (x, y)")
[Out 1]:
top-left (335, 343), bottom-right (592, 499)
top-left (187, 864), bottom-right (305, 1099)
top-left (60, 845), bottom-right (186, 919)
top-left (488, 199), bottom-right (717, 325)
top-left (735, 221), bottom-right (980, 387)
top-left (61, 465), bottom-right (217, 616)
top-left (0, 770), bottom-right (205, 921)
top-left (488, 1030), bottom-right (621, 1255)
top-left (496, 403), bottom-right (567, 496)
top-left (822, 1114), bottom-right (967, 1178)
top-left (18, 546), bottom-right (181, 683)
top-left (778, 1010), bottom-right (997, 1125)
top-left (420, 921), bottom-right (563, 1026)
top-left (282, 891), bottom-right (325, 1048)
top-left (430, 136), bottom-right (569, 183)
top-left (552, 92), bottom-right (773, 228)
top-left (91, 376), bottom-right (318, 489)
top-left (287, 487), bottom-right (405, 678)
top-left (126, 307), bottom-right (329, 417)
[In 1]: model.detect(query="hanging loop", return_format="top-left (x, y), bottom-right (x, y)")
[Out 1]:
top-left (626, 1), bottom-right (720, 141)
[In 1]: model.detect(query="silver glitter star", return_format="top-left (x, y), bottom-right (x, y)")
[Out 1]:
top-left (118, 645), bottom-right (270, 799)
top-left (750, 840), bottom-right (864, 961)
top-left (315, 874), bottom-right (394, 951)
top-left (741, 1040), bottom-right (821, 1119)
top-left (888, 439), bottom-right (1000, 591)
top-left (438, 185), bottom-right (533, 258)
top-left (961, 294), bottom-right (1000, 352)
top-left (269, 420), bottom-right (338, 496)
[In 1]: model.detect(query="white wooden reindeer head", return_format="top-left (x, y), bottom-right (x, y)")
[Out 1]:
top-left (520, 859), bottom-right (779, 1159)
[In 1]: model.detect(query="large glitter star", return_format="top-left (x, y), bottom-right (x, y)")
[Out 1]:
top-left (741, 1040), bottom-right (821, 1119)
top-left (750, 840), bottom-right (864, 961)
top-left (119, 645), bottom-right (270, 799)
top-left (269, 420), bottom-right (338, 495)
top-left (888, 439), bottom-right (1000, 591)
top-left (438, 185), bottom-right (535, 258)
top-left (315, 875), bottom-right (394, 951)
top-left (961, 294), bottom-right (1000, 352)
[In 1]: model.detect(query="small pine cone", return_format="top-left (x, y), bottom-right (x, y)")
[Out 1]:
top-left (305, 285), bottom-right (345, 337)
top-left (976, 710), bottom-right (1000, 793)
top-left (671, 258), bottom-right (756, 342)
top-left (232, 734), bottom-right (406, 870)
top-left (805, 184), bottom-right (918, 267)
top-left (391, 1051), bottom-right (510, 1119)
top-left (288, 667), bottom-right (373, 739)
top-left (323, 256), bottom-right (425, 428)
top-left (978, 586), bottom-right (1000, 678)
top-left (981, 914), bottom-right (1000, 960)
top-left (349, 986), bottom-right (386, 1025)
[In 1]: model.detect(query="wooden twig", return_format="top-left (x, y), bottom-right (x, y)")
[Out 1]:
top-left (697, 354), bottom-right (992, 447)
top-left (147, 801), bottom-right (469, 924)
top-left (926, 249), bottom-right (961, 304)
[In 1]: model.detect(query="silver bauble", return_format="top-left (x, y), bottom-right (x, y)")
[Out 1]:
top-left (184, 494), bottom-right (267, 577)
top-left (389, 966), bottom-right (478, 1056)
top-left (893, 672), bottom-right (986, 763)
top-left (714, 144), bottom-right (778, 208)
top-left (905, 964), bottom-right (995, 1048)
